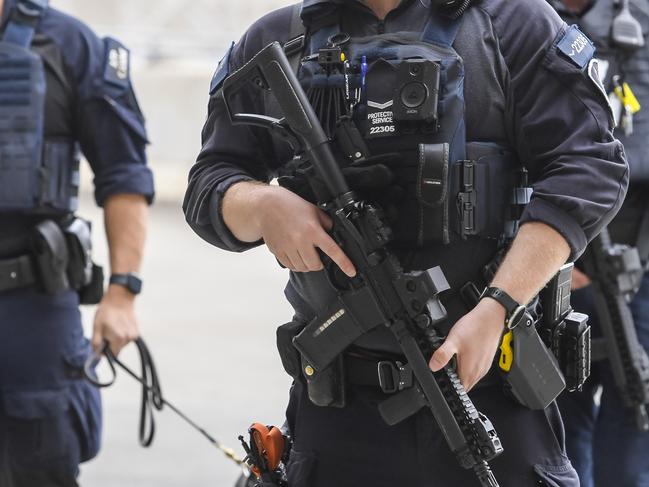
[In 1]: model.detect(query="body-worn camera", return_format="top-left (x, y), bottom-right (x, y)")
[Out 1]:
top-left (392, 59), bottom-right (440, 124)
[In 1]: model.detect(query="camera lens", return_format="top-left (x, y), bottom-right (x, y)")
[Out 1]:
top-left (400, 82), bottom-right (427, 108)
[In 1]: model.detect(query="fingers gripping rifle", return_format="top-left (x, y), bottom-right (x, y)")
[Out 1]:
top-left (222, 42), bottom-right (503, 486)
top-left (583, 227), bottom-right (649, 431)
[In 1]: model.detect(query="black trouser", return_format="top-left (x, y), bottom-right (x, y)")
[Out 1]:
top-left (0, 407), bottom-right (81, 487)
top-left (284, 380), bottom-right (579, 487)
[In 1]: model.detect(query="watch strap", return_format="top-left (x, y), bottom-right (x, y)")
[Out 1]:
top-left (109, 273), bottom-right (142, 295)
top-left (482, 287), bottom-right (526, 329)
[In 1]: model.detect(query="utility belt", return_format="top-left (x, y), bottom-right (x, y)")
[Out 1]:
top-left (0, 218), bottom-right (103, 304)
top-left (276, 259), bottom-right (591, 413)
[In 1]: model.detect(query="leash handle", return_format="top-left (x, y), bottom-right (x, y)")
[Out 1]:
top-left (83, 337), bottom-right (163, 447)
top-left (84, 341), bottom-right (116, 388)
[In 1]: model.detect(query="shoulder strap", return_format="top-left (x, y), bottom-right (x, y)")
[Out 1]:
top-left (284, 3), bottom-right (307, 75)
top-left (421, 11), bottom-right (463, 47)
top-left (2, 0), bottom-right (49, 47)
top-left (283, 1), bottom-right (341, 74)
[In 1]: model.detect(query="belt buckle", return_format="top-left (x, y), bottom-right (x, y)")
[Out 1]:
top-left (377, 360), bottom-right (412, 394)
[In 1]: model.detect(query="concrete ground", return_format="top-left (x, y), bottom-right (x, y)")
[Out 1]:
top-left (77, 195), bottom-right (293, 487)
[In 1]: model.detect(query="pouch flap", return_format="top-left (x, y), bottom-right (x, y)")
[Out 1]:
top-left (417, 143), bottom-right (449, 207)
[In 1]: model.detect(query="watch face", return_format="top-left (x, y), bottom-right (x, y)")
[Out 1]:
top-left (127, 273), bottom-right (143, 294)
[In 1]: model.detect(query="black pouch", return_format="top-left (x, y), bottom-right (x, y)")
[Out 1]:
top-left (277, 320), bottom-right (307, 380)
top-left (417, 143), bottom-right (450, 245)
top-left (390, 143), bottom-right (450, 247)
top-left (453, 143), bottom-right (517, 240)
top-left (303, 354), bottom-right (346, 409)
top-left (32, 220), bottom-right (70, 295)
top-left (63, 218), bottom-right (94, 290)
top-left (278, 319), bottom-right (347, 408)
top-left (540, 264), bottom-right (591, 392)
top-left (560, 312), bottom-right (591, 392)
top-left (79, 264), bottom-right (104, 305)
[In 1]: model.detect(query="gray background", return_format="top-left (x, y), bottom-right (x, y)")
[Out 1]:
top-left (50, 1), bottom-right (296, 485)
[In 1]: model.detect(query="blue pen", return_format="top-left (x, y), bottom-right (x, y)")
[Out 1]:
top-left (361, 55), bottom-right (368, 95)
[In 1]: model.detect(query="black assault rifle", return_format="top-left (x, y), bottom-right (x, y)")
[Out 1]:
top-left (583, 226), bottom-right (649, 431)
top-left (221, 42), bottom-right (503, 487)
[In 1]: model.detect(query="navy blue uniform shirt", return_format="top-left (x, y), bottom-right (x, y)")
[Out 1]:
top-left (184, 0), bottom-right (629, 349)
top-left (0, 0), bottom-right (155, 215)
top-left (185, 0), bottom-right (627, 263)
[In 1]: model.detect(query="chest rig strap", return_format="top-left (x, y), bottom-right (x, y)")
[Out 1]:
top-left (421, 10), bottom-right (463, 47)
top-left (2, 0), bottom-right (49, 47)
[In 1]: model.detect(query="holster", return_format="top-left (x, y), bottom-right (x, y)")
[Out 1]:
top-left (63, 217), bottom-right (104, 304)
top-left (27, 218), bottom-right (103, 302)
top-left (64, 218), bottom-right (94, 289)
top-left (79, 264), bottom-right (104, 305)
top-left (32, 220), bottom-right (70, 294)
top-left (503, 315), bottom-right (567, 410)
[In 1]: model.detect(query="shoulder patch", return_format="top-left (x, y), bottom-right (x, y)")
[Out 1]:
top-left (103, 37), bottom-right (131, 88)
top-left (556, 25), bottom-right (596, 70)
top-left (210, 42), bottom-right (235, 95)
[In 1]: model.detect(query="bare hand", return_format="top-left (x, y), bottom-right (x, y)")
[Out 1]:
top-left (571, 268), bottom-right (591, 290)
top-left (256, 186), bottom-right (356, 277)
top-left (429, 299), bottom-right (506, 391)
top-left (92, 285), bottom-right (139, 356)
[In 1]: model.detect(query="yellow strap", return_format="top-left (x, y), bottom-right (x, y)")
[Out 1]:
top-left (614, 83), bottom-right (641, 114)
top-left (499, 331), bottom-right (514, 373)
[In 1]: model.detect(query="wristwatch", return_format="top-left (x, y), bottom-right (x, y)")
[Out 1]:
top-left (481, 287), bottom-right (529, 329)
top-left (109, 272), bottom-right (143, 295)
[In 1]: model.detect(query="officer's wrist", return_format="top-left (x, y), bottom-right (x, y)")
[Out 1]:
top-left (476, 297), bottom-right (507, 329)
top-left (105, 283), bottom-right (136, 303)
top-left (253, 184), bottom-right (284, 228)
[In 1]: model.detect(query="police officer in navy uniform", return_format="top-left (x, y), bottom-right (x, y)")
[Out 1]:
top-left (185, 0), bottom-right (628, 485)
top-left (0, 0), bottom-right (154, 485)
top-left (548, 1), bottom-right (649, 486)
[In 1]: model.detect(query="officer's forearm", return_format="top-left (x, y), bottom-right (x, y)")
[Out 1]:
top-left (490, 222), bottom-right (571, 305)
top-left (103, 194), bottom-right (148, 285)
top-left (221, 180), bottom-right (271, 242)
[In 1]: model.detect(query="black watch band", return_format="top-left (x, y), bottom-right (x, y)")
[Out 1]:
top-left (109, 273), bottom-right (142, 295)
top-left (481, 286), bottom-right (526, 329)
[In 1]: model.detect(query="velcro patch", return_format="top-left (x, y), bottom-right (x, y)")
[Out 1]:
top-left (557, 25), bottom-right (596, 70)
top-left (210, 42), bottom-right (235, 95)
top-left (588, 59), bottom-right (615, 125)
top-left (103, 37), bottom-right (131, 88)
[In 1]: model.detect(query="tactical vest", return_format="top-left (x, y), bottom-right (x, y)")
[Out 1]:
top-left (0, 0), bottom-right (80, 215)
top-left (567, 0), bottom-right (649, 182)
top-left (289, 3), bottom-right (528, 249)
